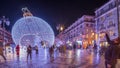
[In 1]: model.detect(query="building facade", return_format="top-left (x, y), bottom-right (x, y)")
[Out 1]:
top-left (0, 28), bottom-right (13, 46)
top-left (95, 0), bottom-right (120, 46)
top-left (57, 15), bottom-right (95, 48)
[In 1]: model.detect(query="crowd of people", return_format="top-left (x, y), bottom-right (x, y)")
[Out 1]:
top-left (15, 44), bottom-right (39, 61)
top-left (0, 33), bottom-right (120, 68)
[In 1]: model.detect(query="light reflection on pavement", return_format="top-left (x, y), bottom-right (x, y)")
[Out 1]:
top-left (0, 48), bottom-right (120, 68)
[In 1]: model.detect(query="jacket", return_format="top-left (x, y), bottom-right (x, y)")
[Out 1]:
top-left (105, 34), bottom-right (119, 64)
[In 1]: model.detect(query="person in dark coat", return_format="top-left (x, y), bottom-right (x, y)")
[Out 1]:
top-left (16, 45), bottom-right (20, 57)
top-left (0, 46), bottom-right (6, 61)
top-left (35, 45), bottom-right (38, 54)
top-left (27, 45), bottom-right (32, 60)
top-left (49, 46), bottom-right (54, 62)
top-left (49, 46), bottom-right (54, 58)
top-left (105, 33), bottom-right (120, 68)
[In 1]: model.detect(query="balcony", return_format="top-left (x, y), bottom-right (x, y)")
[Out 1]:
top-left (96, 1), bottom-right (117, 17)
top-left (99, 26), bottom-right (106, 30)
top-left (107, 23), bottom-right (116, 28)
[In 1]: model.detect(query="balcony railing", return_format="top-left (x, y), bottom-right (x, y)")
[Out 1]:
top-left (107, 23), bottom-right (116, 28)
top-left (99, 27), bottom-right (106, 30)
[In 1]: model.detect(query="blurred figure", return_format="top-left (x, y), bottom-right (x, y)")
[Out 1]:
top-left (35, 45), bottom-right (38, 54)
top-left (73, 44), bottom-right (76, 51)
top-left (27, 45), bottom-right (32, 60)
top-left (99, 46), bottom-right (107, 56)
top-left (105, 33), bottom-right (120, 68)
top-left (0, 46), bottom-right (6, 61)
top-left (63, 45), bottom-right (66, 56)
top-left (49, 46), bottom-right (54, 62)
top-left (49, 46), bottom-right (54, 57)
top-left (93, 43), bottom-right (98, 54)
top-left (16, 45), bottom-right (20, 57)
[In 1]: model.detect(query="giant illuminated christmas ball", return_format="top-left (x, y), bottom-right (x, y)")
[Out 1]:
top-left (12, 16), bottom-right (55, 47)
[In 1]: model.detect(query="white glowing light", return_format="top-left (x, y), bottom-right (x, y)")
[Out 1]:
top-left (12, 16), bottom-right (55, 47)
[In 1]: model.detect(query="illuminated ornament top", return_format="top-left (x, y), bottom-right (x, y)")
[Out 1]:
top-left (12, 7), bottom-right (55, 47)
top-left (22, 7), bottom-right (33, 17)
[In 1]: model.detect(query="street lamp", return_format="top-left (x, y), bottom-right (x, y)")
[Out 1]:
top-left (56, 24), bottom-right (64, 32)
top-left (0, 16), bottom-right (10, 55)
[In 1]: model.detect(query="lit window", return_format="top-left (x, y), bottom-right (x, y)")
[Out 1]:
top-left (99, 33), bottom-right (105, 39)
top-left (92, 33), bottom-right (94, 36)
top-left (86, 29), bottom-right (88, 32)
top-left (109, 21), bottom-right (113, 25)
top-left (109, 12), bottom-right (112, 16)
top-left (86, 34), bottom-right (88, 38)
top-left (109, 30), bottom-right (114, 36)
top-left (100, 16), bottom-right (105, 21)
top-left (91, 30), bottom-right (93, 32)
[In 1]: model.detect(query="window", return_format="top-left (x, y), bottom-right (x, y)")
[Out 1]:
top-left (99, 33), bottom-right (105, 39)
top-left (90, 24), bottom-right (93, 27)
top-left (113, 33), bottom-right (116, 36)
top-left (107, 12), bottom-right (112, 17)
top-left (86, 24), bottom-right (89, 27)
top-left (100, 16), bottom-right (105, 21)
top-left (86, 29), bottom-right (88, 32)
top-left (109, 21), bottom-right (113, 25)
top-left (109, 30), bottom-right (114, 36)
top-left (101, 24), bottom-right (104, 27)
top-left (86, 34), bottom-right (88, 38)
top-left (91, 30), bottom-right (93, 32)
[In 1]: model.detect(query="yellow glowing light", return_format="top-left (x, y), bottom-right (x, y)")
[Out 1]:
top-left (92, 33), bottom-right (94, 36)
top-left (60, 26), bottom-right (64, 31)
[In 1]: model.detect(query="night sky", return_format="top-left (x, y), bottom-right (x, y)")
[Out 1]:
top-left (0, 0), bottom-right (109, 35)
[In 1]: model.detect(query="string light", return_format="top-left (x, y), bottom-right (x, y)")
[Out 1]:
top-left (12, 16), bottom-right (55, 47)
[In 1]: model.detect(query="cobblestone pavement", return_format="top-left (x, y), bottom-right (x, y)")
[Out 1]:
top-left (0, 48), bottom-right (120, 68)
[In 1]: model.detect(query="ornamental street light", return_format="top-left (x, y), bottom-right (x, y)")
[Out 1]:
top-left (0, 16), bottom-right (10, 55)
top-left (56, 24), bottom-right (64, 32)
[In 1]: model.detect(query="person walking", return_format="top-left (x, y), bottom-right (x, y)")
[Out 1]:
top-left (93, 43), bottom-right (98, 54)
top-left (0, 46), bottom-right (6, 61)
top-left (16, 45), bottom-right (20, 57)
top-left (35, 45), bottom-right (38, 54)
top-left (49, 46), bottom-right (54, 62)
top-left (27, 45), bottom-right (32, 60)
top-left (105, 33), bottom-right (120, 68)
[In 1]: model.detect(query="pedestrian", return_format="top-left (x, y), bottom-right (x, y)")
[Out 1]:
top-left (73, 44), bottom-right (76, 51)
top-left (49, 46), bottom-right (54, 62)
top-left (27, 45), bottom-right (32, 60)
top-left (99, 46), bottom-right (107, 56)
top-left (0, 46), bottom-right (6, 61)
top-left (105, 33), bottom-right (120, 68)
top-left (16, 45), bottom-right (20, 57)
top-left (93, 43), bottom-right (98, 54)
top-left (35, 45), bottom-right (38, 54)
top-left (0, 41), bottom-right (6, 61)
top-left (63, 45), bottom-right (66, 56)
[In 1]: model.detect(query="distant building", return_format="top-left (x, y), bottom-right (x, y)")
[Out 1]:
top-left (95, 0), bottom-right (119, 46)
top-left (57, 15), bottom-right (95, 48)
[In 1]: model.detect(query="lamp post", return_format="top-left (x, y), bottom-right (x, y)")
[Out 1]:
top-left (0, 16), bottom-right (10, 55)
top-left (56, 24), bottom-right (64, 33)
